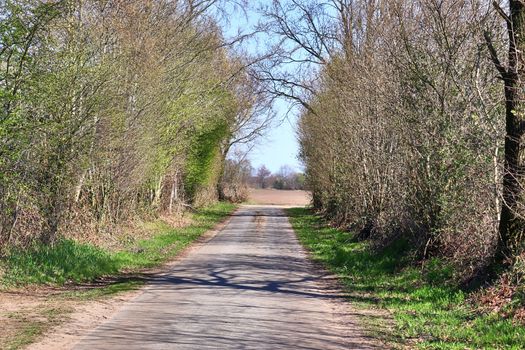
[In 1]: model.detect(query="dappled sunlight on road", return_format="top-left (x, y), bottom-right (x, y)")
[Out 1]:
top-left (74, 206), bottom-right (377, 350)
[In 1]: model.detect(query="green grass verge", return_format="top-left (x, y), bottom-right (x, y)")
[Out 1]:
top-left (287, 207), bottom-right (525, 350)
top-left (1, 202), bottom-right (235, 286)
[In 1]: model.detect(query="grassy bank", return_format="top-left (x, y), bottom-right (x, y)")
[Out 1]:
top-left (0, 203), bottom-right (235, 349)
top-left (1, 203), bottom-right (236, 286)
top-left (287, 207), bottom-right (525, 349)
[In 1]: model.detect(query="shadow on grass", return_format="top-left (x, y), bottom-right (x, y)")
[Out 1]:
top-left (286, 207), bottom-right (525, 349)
top-left (1, 202), bottom-right (236, 287)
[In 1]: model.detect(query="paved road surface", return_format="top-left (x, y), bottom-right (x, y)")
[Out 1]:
top-left (74, 206), bottom-right (376, 349)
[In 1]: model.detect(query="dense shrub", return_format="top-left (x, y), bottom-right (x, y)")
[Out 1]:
top-left (0, 0), bottom-right (267, 250)
top-left (262, 0), bottom-right (506, 279)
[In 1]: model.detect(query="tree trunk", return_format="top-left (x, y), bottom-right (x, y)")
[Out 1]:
top-left (216, 154), bottom-right (227, 201)
top-left (169, 171), bottom-right (179, 214)
top-left (490, 1), bottom-right (525, 264)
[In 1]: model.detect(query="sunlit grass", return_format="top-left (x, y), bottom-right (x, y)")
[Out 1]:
top-left (1, 203), bottom-right (235, 286)
top-left (287, 207), bottom-right (525, 349)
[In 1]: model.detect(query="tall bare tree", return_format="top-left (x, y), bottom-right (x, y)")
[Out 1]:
top-left (486, 0), bottom-right (525, 264)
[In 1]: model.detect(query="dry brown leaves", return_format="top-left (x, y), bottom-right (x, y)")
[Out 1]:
top-left (472, 274), bottom-right (525, 325)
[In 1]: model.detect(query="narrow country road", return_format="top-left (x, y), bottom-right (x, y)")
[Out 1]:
top-left (74, 206), bottom-right (377, 350)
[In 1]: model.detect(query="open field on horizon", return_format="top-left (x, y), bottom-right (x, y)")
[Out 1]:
top-left (248, 189), bottom-right (311, 206)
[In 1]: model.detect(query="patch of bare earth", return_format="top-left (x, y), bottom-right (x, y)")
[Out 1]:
top-left (0, 211), bottom-right (235, 350)
top-left (248, 188), bottom-right (311, 206)
top-left (0, 284), bottom-right (141, 350)
top-left (26, 288), bottom-right (141, 350)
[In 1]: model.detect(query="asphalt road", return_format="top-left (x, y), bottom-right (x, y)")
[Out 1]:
top-left (74, 206), bottom-right (376, 350)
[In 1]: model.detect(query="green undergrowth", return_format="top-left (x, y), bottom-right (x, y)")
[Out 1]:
top-left (287, 207), bottom-right (525, 350)
top-left (1, 202), bottom-right (235, 286)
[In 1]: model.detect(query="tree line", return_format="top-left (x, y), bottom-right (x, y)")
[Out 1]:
top-left (0, 0), bottom-right (269, 249)
top-left (259, 0), bottom-right (525, 282)
top-left (219, 157), bottom-right (306, 203)
top-left (253, 164), bottom-right (305, 190)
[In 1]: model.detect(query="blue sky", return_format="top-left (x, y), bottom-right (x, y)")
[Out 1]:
top-left (220, 2), bottom-right (303, 174)
top-left (251, 101), bottom-right (302, 174)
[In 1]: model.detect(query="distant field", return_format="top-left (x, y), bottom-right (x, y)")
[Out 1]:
top-left (248, 189), bottom-right (311, 206)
